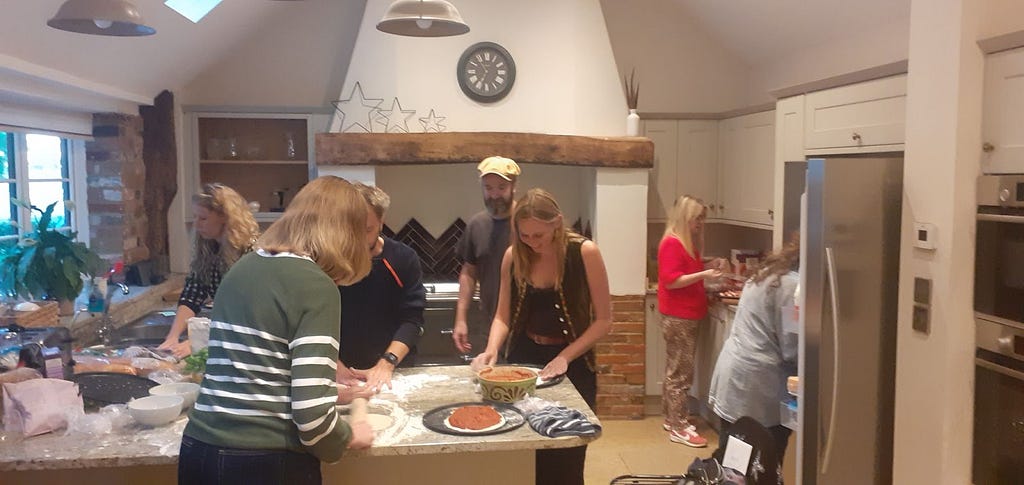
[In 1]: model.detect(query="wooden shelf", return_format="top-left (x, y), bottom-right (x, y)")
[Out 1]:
top-left (200, 159), bottom-right (309, 165)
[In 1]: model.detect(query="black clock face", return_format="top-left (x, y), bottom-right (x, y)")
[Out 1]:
top-left (458, 42), bottom-right (516, 103)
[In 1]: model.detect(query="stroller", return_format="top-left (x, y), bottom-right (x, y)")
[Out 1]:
top-left (610, 416), bottom-right (782, 485)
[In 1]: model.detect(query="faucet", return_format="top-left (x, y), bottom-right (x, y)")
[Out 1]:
top-left (116, 282), bottom-right (129, 295)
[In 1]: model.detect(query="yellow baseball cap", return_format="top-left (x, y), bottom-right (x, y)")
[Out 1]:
top-left (477, 156), bottom-right (521, 181)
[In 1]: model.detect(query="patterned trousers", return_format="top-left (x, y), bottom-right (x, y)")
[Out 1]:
top-left (660, 313), bottom-right (701, 429)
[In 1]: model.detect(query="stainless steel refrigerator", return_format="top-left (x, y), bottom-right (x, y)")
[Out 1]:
top-left (797, 157), bottom-right (902, 485)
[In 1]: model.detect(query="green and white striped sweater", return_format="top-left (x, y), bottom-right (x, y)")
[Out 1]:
top-left (183, 250), bottom-right (352, 462)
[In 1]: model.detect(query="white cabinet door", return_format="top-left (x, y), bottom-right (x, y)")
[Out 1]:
top-left (718, 111), bottom-right (775, 227)
top-left (983, 47), bottom-right (1024, 174)
top-left (676, 120), bottom-right (719, 219)
top-left (644, 120), bottom-right (678, 221)
top-left (645, 295), bottom-right (665, 396)
top-left (774, 96), bottom-right (805, 249)
top-left (804, 74), bottom-right (906, 151)
top-left (717, 117), bottom-right (740, 221)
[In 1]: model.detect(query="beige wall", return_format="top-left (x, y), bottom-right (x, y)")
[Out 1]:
top-left (893, 1), bottom-right (984, 483)
top-left (334, 0), bottom-right (627, 135)
top-left (599, 0), bottom-right (755, 112)
top-left (980, 0), bottom-right (1024, 39)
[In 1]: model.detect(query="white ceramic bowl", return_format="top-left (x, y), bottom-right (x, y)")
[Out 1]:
top-left (129, 395), bottom-right (184, 427)
top-left (149, 382), bottom-right (201, 410)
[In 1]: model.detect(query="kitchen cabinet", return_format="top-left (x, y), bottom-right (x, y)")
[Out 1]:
top-left (773, 95), bottom-right (806, 250)
top-left (983, 47), bottom-right (1024, 174)
top-left (692, 302), bottom-right (735, 426)
top-left (643, 119), bottom-right (719, 221)
top-left (187, 111), bottom-right (316, 222)
top-left (645, 294), bottom-right (665, 396)
top-left (717, 111), bottom-right (775, 228)
top-left (803, 74), bottom-right (906, 153)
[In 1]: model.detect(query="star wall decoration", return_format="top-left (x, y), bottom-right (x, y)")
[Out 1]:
top-left (418, 109), bottom-right (447, 132)
top-left (331, 82), bottom-right (383, 133)
top-left (376, 97), bottom-right (416, 133)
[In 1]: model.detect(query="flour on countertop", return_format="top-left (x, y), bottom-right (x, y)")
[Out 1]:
top-left (379, 373), bottom-right (451, 400)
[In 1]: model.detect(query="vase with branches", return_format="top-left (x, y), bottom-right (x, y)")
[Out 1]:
top-left (624, 68), bottom-right (640, 136)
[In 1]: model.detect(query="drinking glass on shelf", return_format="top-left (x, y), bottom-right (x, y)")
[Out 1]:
top-left (285, 132), bottom-right (297, 160)
top-left (226, 138), bottom-right (239, 159)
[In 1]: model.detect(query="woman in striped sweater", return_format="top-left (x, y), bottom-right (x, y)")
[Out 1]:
top-left (179, 176), bottom-right (375, 485)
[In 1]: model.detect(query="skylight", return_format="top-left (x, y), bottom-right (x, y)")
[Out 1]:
top-left (165, 0), bottom-right (222, 23)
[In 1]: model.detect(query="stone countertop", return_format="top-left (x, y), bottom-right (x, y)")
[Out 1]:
top-left (0, 365), bottom-right (600, 471)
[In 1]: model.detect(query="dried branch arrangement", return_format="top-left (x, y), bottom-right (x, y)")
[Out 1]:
top-left (624, 68), bottom-right (639, 110)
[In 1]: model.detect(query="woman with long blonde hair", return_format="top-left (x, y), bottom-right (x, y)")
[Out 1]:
top-left (472, 188), bottom-right (611, 485)
top-left (180, 176), bottom-right (375, 484)
top-left (657, 195), bottom-right (724, 447)
top-left (159, 183), bottom-right (259, 358)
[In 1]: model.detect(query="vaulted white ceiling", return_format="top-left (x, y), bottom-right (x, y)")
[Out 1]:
top-left (675, 0), bottom-right (911, 68)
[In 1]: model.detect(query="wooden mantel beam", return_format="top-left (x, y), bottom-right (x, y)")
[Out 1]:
top-left (316, 132), bottom-right (653, 169)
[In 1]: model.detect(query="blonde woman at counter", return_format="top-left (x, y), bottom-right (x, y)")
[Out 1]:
top-left (180, 176), bottom-right (375, 484)
top-left (158, 183), bottom-right (259, 358)
top-left (472, 188), bottom-right (612, 485)
top-left (657, 195), bottom-right (724, 448)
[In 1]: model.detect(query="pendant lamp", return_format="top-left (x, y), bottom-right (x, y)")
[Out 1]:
top-left (47, 0), bottom-right (156, 37)
top-left (377, 0), bottom-right (469, 37)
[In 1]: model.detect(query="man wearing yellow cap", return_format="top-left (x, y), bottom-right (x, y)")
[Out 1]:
top-left (453, 156), bottom-right (521, 354)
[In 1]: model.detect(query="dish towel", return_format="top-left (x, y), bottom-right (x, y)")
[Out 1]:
top-left (526, 406), bottom-right (602, 437)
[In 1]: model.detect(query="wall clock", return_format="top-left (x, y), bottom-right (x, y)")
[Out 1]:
top-left (457, 42), bottom-right (516, 103)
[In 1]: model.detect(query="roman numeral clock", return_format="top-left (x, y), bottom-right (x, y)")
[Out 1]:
top-left (457, 42), bottom-right (516, 103)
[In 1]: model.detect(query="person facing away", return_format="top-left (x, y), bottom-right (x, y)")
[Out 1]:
top-left (336, 183), bottom-right (426, 394)
top-left (709, 239), bottom-right (800, 475)
top-left (159, 183), bottom-right (259, 359)
top-left (179, 176), bottom-right (375, 485)
top-left (452, 156), bottom-right (522, 354)
top-left (657, 194), bottom-right (726, 448)
top-left (471, 188), bottom-right (612, 485)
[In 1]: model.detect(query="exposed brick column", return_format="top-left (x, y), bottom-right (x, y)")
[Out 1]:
top-left (594, 294), bottom-right (646, 419)
top-left (87, 113), bottom-right (149, 265)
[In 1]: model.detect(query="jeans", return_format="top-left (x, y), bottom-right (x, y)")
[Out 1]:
top-left (178, 435), bottom-right (321, 485)
top-left (507, 333), bottom-right (596, 485)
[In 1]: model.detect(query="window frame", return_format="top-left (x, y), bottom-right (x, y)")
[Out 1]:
top-left (0, 132), bottom-right (88, 246)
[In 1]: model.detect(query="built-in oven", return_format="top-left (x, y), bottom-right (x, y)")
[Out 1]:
top-left (973, 318), bottom-right (1024, 484)
top-left (974, 175), bottom-right (1024, 484)
top-left (416, 282), bottom-right (489, 366)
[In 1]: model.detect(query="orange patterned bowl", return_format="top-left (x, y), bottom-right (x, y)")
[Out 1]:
top-left (477, 366), bottom-right (538, 403)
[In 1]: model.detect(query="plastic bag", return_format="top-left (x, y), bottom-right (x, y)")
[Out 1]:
top-left (2, 378), bottom-right (83, 437)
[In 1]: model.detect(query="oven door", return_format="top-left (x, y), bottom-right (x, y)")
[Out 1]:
top-left (975, 211), bottom-right (1024, 325)
top-left (973, 318), bottom-right (1024, 485)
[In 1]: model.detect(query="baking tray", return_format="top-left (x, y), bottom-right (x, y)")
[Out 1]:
top-left (422, 401), bottom-right (526, 436)
top-left (70, 372), bottom-right (158, 407)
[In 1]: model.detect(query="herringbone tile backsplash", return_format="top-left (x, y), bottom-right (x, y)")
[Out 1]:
top-left (383, 218), bottom-right (591, 281)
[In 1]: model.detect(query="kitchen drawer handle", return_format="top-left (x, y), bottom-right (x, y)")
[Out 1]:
top-left (851, 132), bottom-right (862, 142)
top-left (983, 142), bottom-right (995, 153)
top-left (440, 328), bottom-right (454, 335)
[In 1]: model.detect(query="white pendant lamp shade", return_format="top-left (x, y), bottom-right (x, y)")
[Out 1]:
top-left (47, 0), bottom-right (156, 37)
top-left (377, 0), bottom-right (469, 37)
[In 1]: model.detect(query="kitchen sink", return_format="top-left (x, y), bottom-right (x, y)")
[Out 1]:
top-left (109, 308), bottom-right (210, 347)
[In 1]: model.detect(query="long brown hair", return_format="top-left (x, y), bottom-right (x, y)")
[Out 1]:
top-left (750, 236), bottom-right (800, 286)
top-left (257, 177), bottom-right (372, 285)
top-left (190, 183), bottom-right (259, 283)
top-left (510, 188), bottom-right (581, 289)
top-left (663, 194), bottom-right (706, 258)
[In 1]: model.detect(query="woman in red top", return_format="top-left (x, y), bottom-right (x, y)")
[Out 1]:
top-left (658, 195), bottom-right (723, 447)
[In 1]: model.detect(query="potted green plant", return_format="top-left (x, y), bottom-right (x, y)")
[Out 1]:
top-left (0, 200), bottom-right (104, 315)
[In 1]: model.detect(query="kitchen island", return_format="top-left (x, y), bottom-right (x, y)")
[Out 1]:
top-left (0, 365), bottom-right (600, 485)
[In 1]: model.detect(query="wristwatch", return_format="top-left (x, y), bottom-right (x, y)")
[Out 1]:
top-left (381, 351), bottom-right (400, 367)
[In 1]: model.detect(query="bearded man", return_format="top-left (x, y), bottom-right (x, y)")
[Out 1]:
top-left (452, 156), bottom-right (521, 354)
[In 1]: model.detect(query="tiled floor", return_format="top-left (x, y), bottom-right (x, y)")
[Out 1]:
top-left (585, 416), bottom-right (720, 484)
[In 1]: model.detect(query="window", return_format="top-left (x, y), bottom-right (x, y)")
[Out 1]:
top-left (0, 132), bottom-right (75, 251)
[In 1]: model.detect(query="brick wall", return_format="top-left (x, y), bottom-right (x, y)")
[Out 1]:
top-left (86, 113), bottom-right (149, 265)
top-left (594, 294), bottom-right (646, 419)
